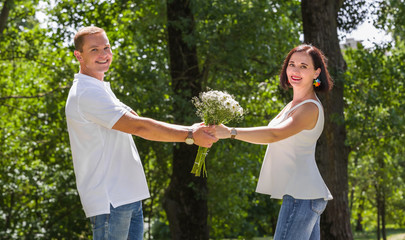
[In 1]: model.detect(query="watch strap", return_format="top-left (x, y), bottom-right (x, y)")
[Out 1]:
top-left (230, 128), bottom-right (237, 139)
top-left (187, 128), bottom-right (193, 139)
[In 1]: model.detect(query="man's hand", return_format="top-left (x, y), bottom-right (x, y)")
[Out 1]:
top-left (193, 124), bottom-right (218, 148)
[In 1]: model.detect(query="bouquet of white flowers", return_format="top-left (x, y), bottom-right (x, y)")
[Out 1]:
top-left (190, 90), bottom-right (244, 177)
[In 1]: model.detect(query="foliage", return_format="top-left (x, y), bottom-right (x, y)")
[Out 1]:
top-left (206, 76), bottom-right (288, 238)
top-left (344, 43), bottom-right (405, 232)
top-left (337, 0), bottom-right (383, 34)
top-left (375, 0), bottom-right (405, 41)
top-left (45, 0), bottom-right (175, 238)
top-left (1, 0), bottom-right (405, 239)
top-left (190, 0), bottom-right (301, 237)
top-left (0, 1), bottom-right (87, 238)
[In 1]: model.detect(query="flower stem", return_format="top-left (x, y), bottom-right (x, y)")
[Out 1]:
top-left (191, 146), bottom-right (209, 177)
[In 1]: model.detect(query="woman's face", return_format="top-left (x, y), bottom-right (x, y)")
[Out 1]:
top-left (286, 51), bottom-right (321, 89)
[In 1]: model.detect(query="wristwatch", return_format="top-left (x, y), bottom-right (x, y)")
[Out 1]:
top-left (185, 129), bottom-right (195, 145)
top-left (230, 128), bottom-right (237, 139)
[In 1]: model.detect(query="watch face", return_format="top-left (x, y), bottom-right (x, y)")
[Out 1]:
top-left (185, 138), bottom-right (194, 145)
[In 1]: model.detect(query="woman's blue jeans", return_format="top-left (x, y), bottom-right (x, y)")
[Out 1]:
top-left (89, 201), bottom-right (144, 240)
top-left (274, 195), bottom-right (328, 240)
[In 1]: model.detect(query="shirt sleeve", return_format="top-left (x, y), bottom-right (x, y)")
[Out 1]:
top-left (78, 87), bottom-right (128, 129)
top-left (120, 102), bottom-right (135, 113)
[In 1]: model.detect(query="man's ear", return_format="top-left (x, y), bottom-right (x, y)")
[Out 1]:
top-left (74, 50), bottom-right (82, 62)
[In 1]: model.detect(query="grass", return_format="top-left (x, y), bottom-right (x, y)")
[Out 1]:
top-left (353, 229), bottom-right (405, 240)
top-left (221, 229), bottom-right (405, 240)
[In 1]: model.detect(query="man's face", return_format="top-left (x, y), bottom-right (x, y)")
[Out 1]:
top-left (74, 32), bottom-right (113, 80)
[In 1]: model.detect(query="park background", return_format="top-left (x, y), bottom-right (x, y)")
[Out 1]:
top-left (0, 0), bottom-right (404, 239)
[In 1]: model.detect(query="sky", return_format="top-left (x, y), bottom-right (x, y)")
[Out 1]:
top-left (340, 20), bottom-right (393, 48)
top-left (338, 0), bottom-right (393, 48)
top-left (36, 1), bottom-right (392, 49)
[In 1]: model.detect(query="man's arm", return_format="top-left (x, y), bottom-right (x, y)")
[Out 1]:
top-left (112, 112), bottom-right (217, 148)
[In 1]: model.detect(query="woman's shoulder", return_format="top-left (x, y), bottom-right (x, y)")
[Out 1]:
top-left (295, 101), bottom-right (319, 114)
top-left (290, 98), bottom-right (321, 113)
top-left (290, 101), bottom-right (320, 130)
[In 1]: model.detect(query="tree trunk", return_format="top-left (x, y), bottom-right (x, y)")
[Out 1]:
top-left (377, 186), bottom-right (381, 240)
top-left (382, 191), bottom-right (386, 240)
top-left (355, 195), bottom-right (364, 232)
top-left (301, 0), bottom-right (353, 239)
top-left (163, 0), bottom-right (208, 239)
top-left (377, 156), bottom-right (387, 240)
top-left (0, 0), bottom-right (12, 36)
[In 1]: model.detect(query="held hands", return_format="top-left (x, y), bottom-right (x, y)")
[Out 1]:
top-left (192, 123), bottom-right (218, 148)
top-left (190, 123), bottom-right (233, 148)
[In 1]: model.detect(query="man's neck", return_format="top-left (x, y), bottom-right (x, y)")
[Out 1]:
top-left (79, 69), bottom-right (104, 81)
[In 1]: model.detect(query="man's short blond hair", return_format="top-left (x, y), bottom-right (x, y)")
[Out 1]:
top-left (74, 26), bottom-right (105, 52)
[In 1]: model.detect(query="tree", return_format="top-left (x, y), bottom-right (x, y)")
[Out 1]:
top-left (4, 0), bottom-right (403, 239)
top-left (377, 0), bottom-right (405, 41)
top-left (344, 43), bottom-right (405, 239)
top-left (192, 0), bottom-right (301, 238)
top-left (301, 0), bottom-right (353, 239)
top-left (0, 0), bottom-right (12, 35)
top-left (0, 0), bottom-right (89, 238)
top-left (1, 1), bottom-right (172, 238)
top-left (163, 0), bottom-right (303, 238)
top-left (163, 0), bottom-right (208, 239)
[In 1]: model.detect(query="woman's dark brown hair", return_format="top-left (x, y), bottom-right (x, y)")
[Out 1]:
top-left (279, 44), bottom-right (333, 92)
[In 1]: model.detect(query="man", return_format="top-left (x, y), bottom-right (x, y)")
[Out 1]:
top-left (65, 26), bottom-right (217, 240)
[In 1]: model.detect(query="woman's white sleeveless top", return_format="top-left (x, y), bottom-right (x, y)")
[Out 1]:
top-left (255, 99), bottom-right (333, 200)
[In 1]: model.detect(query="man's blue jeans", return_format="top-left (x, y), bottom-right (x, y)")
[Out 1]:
top-left (90, 201), bottom-right (144, 240)
top-left (274, 195), bottom-right (328, 240)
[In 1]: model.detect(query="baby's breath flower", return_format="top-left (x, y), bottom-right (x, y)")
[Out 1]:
top-left (191, 90), bottom-right (244, 177)
top-left (192, 90), bottom-right (244, 125)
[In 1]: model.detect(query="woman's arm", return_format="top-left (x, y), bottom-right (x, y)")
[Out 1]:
top-left (216, 102), bottom-right (319, 144)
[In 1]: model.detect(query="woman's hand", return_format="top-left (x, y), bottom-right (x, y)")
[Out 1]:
top-left (214, 124), bottom-right (231, 139)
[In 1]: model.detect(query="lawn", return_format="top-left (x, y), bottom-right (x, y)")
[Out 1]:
top-left (353, 229), bottom-right (405, 240)
top-left (222, 229), bottom-right (405, 240)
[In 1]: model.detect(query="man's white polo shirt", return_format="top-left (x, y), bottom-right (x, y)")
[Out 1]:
top-left (65, 73), bottom-right (150, 218)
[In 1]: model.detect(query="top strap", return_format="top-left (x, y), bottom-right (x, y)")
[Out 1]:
top-left (287, 99), bottom-right (322, 114)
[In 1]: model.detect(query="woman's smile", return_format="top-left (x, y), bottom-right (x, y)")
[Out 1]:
top-left (290, 75), bottom-right (302, 81)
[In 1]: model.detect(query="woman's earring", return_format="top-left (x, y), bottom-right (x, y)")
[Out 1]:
top-left (313, 78), bottom-right (321, 87)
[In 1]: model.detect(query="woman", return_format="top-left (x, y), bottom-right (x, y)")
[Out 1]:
top-left (215, 44), bottom-right (333, 240)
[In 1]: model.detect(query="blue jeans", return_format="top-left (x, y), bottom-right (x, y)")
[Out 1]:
top-left (90, 201), bottom-right (144, 240)
top-left (274, 195), bottom-right (327, 240)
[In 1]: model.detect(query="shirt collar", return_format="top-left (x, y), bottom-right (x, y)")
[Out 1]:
top-left (74, 73), bottom-right (110, 88)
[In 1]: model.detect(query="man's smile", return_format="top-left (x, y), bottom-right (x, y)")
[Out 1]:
top-left (96, 59), bottom-right (109, 64)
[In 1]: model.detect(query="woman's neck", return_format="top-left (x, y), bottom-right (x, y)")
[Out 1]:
top-left (291, 88), bottom-right (316, 106)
